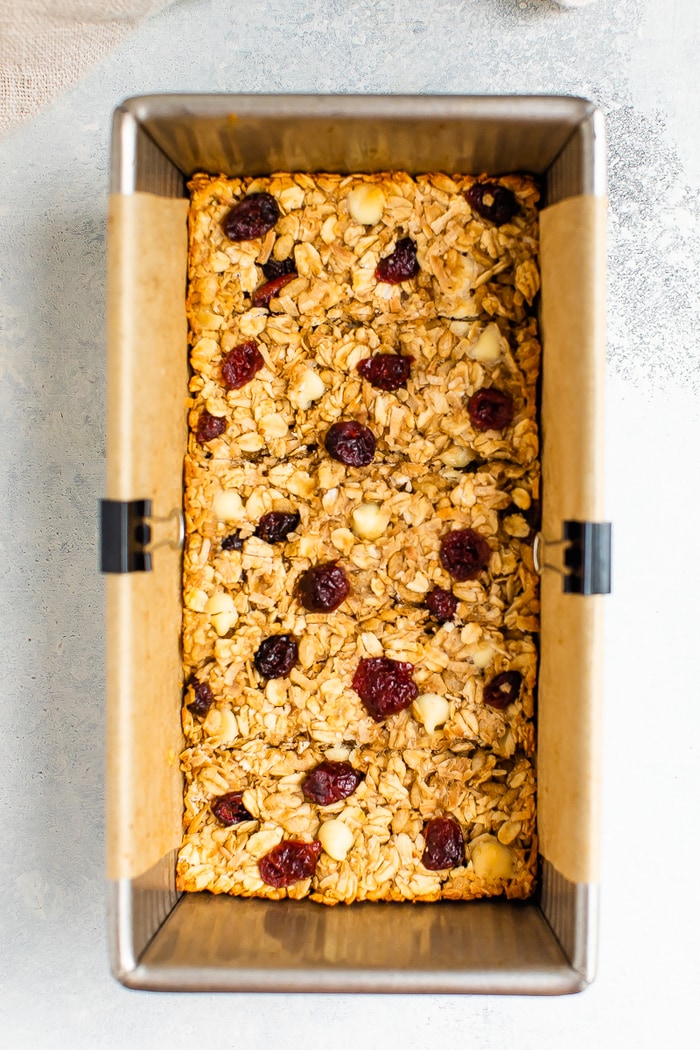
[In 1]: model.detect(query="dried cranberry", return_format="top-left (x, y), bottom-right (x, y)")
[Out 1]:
top-left (254, 510), bottom-right (300, 544)
top-left (259, 840), bottom-right (322, 887)
top-left (465, 183), bottom-right (519, 226)
top-left (251, 273), bottom-right (296, 309)
top-left (375, 236), bottom-right (420, 284)
top-left (211, 790), bottom-right (253, 826)
top-left (187, 680), bottom-right (214, 717)
top-left (425, 587), bottom-right (458, 624)
top-left (301, 761), bottom-right (363, 805)
top-left (221, 340), bottom-right (265, 390)
top-left (352, 657), bottom-right (418, 722)
top-left (325, 421), bottom-right (376, 467)
top-left (357, 354), bottom-right (413, 391)
top-left (254, 634), bottom-right (298, 679)
top-left (196, 409), bottom-right (226, 443)
top-left (297, 562), bottom-right (350, 612)
top-left (440, 528), bottom-right (491, 581)
top-left (483, 670), bottom-right (522, 710)
top-left (221, 530), bottom-right (243, 551)
top-left (262, 256), bottom-right (297, 281)
top-left (223, 192), bottom-right (280, 242)
top-left (468, 388), bottom-right (515, 431)
top-left (421, 817), bottom-right (464, 870)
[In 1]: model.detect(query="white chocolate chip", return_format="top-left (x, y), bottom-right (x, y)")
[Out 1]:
top-left (318, 819), bottom-right (354, 861)
top-left (468, 323), bottom-right (504, 363)
top-left (206, 591), bottom-right (238, 636)
top-left (347, 184), bottom-right (385, 226)
top-left (440, 445), bottom-right (472, 468)
top-left (412, 693), bottom-right (450, 734)
top-left (213, 489), bottom-right (245, 522)
top-left (288, 366), bottom-right (326, 410)
top-left (351, 502), bottom-right (391, 541)
top-left (471, 643), bottom-right (495, 670)
top-left (202, 706), bottom-right (238, 746)
top-left (218, 707), bottom-right (239, 745)
top-left (469, 834), bottom-right (514, 879)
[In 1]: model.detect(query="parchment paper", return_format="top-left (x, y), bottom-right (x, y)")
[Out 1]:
top-left (105, 190), bottom-right (607, 888)
top-left (538, 193), bottom-right (607, 885)
top-left (105, 191), bottom-right (189, 881)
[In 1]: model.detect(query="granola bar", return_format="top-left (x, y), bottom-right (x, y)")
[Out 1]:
top-left (177, 171), bottom-right (541, 903)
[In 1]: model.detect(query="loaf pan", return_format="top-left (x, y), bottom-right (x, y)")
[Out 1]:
top-left (103, 94), bottom-right (609, 994)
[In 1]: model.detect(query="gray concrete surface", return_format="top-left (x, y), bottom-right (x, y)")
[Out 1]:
top-left (1, 1), bottom-right (698, 1047)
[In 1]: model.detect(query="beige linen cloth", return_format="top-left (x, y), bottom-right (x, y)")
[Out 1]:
top-left (0, 1), bottom-right (173, 134)
top-left (0, 0), bottom-right (596, 134)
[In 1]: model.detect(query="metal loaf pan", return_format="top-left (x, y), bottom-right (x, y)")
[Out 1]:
top-left (104, 94), bottom-right (608, 994)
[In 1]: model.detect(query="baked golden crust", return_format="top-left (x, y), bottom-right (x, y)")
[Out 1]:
top-left (179, 740), bottom-right (536, 903)
top-left (177, 170), bottom-right (541, 903)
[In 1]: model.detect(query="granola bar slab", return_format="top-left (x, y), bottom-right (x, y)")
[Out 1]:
top-left (178, 739), bottom-right (536, 903)
top-left (178, 170), bottom-right (541, 903)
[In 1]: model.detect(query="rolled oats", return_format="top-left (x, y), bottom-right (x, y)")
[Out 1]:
top-left (177, 170), bottom-right (541, 904)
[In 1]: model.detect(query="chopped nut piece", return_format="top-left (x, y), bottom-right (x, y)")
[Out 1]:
top-left (206, 592), bottom-right (238, 636)
top-left (184, 587), bottom-right (208, 613)
top-left (503, 513), bottom-right (530, 538)
top-left (288, 366), bottom-right (326, 410)
top-left (440, 446), bottom-right (472, 468)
